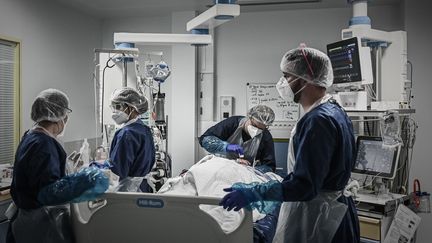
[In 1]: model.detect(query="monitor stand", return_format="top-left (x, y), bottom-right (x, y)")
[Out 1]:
top-left (357, 177), bottom-right (395, 201)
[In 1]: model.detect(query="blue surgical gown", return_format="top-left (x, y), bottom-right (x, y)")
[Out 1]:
top-left (110, 120), bottom-right (156, 192)
top-left (280, 101), bottom-right (360, 243)
top-left (11, 130), bottom-right (66, 210)
top-left (199, 116), bottom-right (276, 171)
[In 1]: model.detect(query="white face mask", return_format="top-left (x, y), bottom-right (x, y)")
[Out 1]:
top-left (57, 119), bottom-right (67, 137)
top-left (247, 125), bottom-right (262, 138)
top-left (111, 110), bottom-right (130, 125)
top-left (276, 76), bottom-right (305, 102)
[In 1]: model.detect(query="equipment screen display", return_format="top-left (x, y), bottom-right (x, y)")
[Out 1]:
top-left (327, 37), bottom-right (362, 85)
top-left (353, 137), bottom-right (399, 178)
top-left (273, 139), bottom-right (289, 177)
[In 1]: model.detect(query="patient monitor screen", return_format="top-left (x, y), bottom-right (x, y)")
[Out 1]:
top-left (327, 37), bottom-right (362, 85)
top-left (354, 138), bottom-right (398, 178)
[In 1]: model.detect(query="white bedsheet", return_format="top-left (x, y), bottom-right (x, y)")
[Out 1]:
top-left (158, 155), bottom-right (283, 233)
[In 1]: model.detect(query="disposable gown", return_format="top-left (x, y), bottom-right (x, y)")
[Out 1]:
top-left (199, 116), bottom-right (276, 171)
top-left (11, 130), bottom-right (67, 209)
top-left (279, 101), bottom-right (360, 243)
top-left (110, 120), bottom-right (156, 192)
top-left (8, 130), bottom-right (108, 243)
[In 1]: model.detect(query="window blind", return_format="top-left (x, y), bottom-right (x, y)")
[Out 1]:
top-left (0, 41), bottom-right (16, 164)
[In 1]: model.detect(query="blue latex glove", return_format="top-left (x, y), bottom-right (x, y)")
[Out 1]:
top-left (38, 167), bottom-right (109, 205)
top-left (225, 144), bottom-right (244, 156)
top-left (220, 181), bottom-right (283, 214)
top-left (89, 160), bottom-right (112, 169)
top-left (220, 187), bottom-right (255, 211)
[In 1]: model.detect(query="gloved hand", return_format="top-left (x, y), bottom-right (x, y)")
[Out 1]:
top-left (66, 151), bottom-right (81, 174)
top-left (225, 144), bottom-right (244, 155)
top-left (220, 187), bottom-right (256, 211)
top-left (220, 181), bottom-right (283, 214)
top-left (89, 160), bottom-right (112, 169)
top-left (344, 179), bottom-right (360, 198)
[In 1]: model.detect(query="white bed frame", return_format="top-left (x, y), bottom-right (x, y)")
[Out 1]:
top-left (71, 192), bottom-right (253, 243)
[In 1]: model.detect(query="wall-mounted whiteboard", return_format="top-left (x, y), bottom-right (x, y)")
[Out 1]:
top-left (246, 83), bottom-right (299, 122)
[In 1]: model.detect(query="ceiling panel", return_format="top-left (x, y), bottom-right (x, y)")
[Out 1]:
top-left (50, 0), bottom-right (402, 18)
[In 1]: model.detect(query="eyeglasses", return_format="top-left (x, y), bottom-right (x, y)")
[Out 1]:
top-left (110, 103), bottom-right (127, 112)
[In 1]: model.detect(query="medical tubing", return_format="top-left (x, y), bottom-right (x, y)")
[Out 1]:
top-left (37, 167), bottom-right (109, 205)
top-left (201, 136), bottom-right (229, 154)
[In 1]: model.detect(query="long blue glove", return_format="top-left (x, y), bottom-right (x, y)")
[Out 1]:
top-left (226, 144), bottom-right (244, 155)
top-left (201, 136), bottom-right (229, 154)
top-left (220, 187), bottom-right (253, 211)
top-left (220, 180), bottom-right (283, 214)
top-left (38, 167), bottom-right (109, 206)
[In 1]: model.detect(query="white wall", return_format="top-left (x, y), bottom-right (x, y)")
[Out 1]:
top-left (100, 15), bottom-right (173, 129)
top-left (101, 13), bottom-right (201, 175)
top-left (101, 16), bottom-right (172, 48)
top-left (101, 15), bottom-right (177, 168)
top-left (215, 4), bottom-right (404, 118)
top-left (170, 11), bottom-right (198, 175)
top-left (405, 0), bottom-right (432, 242)
top-left (0, 0), bottom-right (101, 142)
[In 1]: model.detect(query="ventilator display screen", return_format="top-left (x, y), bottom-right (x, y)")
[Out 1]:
top-left (273, 139), bottom-right (289, 177)
top-left (327, 37), bottom-right (362, 85)
top-left (353, 136), bottom-right (400, 179)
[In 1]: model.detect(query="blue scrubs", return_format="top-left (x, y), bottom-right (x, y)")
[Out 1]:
top-left (199, 116), bottom-right (276, 171)
top-left (110, 120), bottom-right (155, 192)
top-left (11, 130), bottom-right (66, 209)
top-left (280, 101), bottom-right (360, 243)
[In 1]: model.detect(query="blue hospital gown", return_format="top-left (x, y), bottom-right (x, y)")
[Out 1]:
top-left (11, 130), bottom-right (66, 209)
top-left (110, 120), bottom-right (156, 192)
top-left (281, 101), bottom-right (360, 243)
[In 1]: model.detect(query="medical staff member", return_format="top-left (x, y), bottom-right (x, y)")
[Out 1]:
top-left (7, 89), bottom-right (108, 243)
top-left (109, 87), bottom-right (155, 192)
top-left (199, 105), bottom-right (276, 172)
top-left (220, 47), bottom-right (360, 243)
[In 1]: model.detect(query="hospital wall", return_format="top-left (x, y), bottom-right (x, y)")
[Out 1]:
top-left (101, 14), bottom-right (174, 160)
top-left (102, 12), bottom-right (202, 176)
top-left (100, 4), bottom-right (405, 175)
top-left (215, 4), bottom-right (404, 119)
top-left (0, 0), bottom-right (102, 143)
top-left (101, 15), bottom-right (173, 122)
top-left (404, 0), bottom-right (432, 242)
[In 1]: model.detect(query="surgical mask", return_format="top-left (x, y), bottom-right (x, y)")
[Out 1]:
top-left (57, 119), bottom-right (67, 137)
top-left (111, 109), bottom-right (130, 125)
top-left (276, 76), bottom-right (305, 102)
top-left (247, 125), bottom-right (262, 138)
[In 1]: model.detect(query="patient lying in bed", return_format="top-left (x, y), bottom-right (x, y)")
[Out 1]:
top-left (158, 154), bottom-right (282, 235)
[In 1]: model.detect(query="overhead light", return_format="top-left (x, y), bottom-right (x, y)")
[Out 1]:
top-left (187, 4), bottom-right (240, 31)
top-left (237, 0), bottom-right (321, 6)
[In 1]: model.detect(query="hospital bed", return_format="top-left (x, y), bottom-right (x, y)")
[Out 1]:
top-left (71, 192), bottom-right (253, 243)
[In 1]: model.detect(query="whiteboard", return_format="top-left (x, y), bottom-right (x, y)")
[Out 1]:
top-left (246, 83), bottom-right (299, 122)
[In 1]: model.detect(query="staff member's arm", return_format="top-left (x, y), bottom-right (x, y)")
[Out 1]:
top-left (199, 116), bottom-right (244, 154)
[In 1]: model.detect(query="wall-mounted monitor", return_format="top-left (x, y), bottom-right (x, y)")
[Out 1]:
top-left (327, 37), bottom-right (373, 88)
